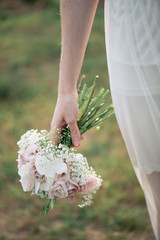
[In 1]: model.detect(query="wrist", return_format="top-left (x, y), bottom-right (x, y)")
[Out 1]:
top-left (58, 88), bottom-right (78, 99)
top-left (58, 82), bottom-right (78, 96)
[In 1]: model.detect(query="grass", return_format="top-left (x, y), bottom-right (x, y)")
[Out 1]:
top-left (0, 5), bottom-right (155, 240)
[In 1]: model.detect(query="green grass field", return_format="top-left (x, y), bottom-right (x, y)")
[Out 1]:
top-left (0, 5), bottom-right (155, 240)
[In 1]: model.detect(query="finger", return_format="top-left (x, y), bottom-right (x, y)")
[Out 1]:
top-left (70, 135), bottom-right (86, 149)
top-left (67, 120), bottom-right (80, 147)
top-left (70, 144), bottom-right (81, 149)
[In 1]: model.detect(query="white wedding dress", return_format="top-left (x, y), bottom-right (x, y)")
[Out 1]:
top-left (104, 0), bottom-right (160, 239)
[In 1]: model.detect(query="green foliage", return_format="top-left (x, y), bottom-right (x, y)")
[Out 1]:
top-left (41, 198), bottom-right (56, 215)
top-left (3, 160), bottom-right (18, 182)
top-left (0, 74), bottom-right (38, 101)
top-left (0, 6), bottom-right (7, 20)
top-left (49, 0), bottom-right (60, 10)
top-left (114, 206), bottom-right (146, 231)
top-left (77, 76), bottom-right (114, 133)
top-left (60, 76), bottom-right (114, 148)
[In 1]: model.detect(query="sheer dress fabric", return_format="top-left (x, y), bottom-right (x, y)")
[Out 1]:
top-left (104, 1), bottom-right (160, 239)
top-left (104, 0), bottom-right (160, 175)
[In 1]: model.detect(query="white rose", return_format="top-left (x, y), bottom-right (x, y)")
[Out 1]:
top-left (18, 162), bottom-right (35, 192)
top-left (39, 178), bottom-right (54, 192)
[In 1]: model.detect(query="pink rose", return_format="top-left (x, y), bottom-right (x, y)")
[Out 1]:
top-left (48, 181), bottom-right (68, 199)
top-left (66, 179), bottom-right (80, 203)
top-left (17, 145), bottom-right (37, 169)
top-left (29, 164), bottom-right (46, 184)
top-left (17, 151), bottom-right (26, 169)
top-left (34, 170), bottom-right (46, 183)
top-left (80, 176), bottom-right (99, 195)
top-left (23, 145), bottom-right (36, 161)
top-left (55, 172), bottom-right (70, 182)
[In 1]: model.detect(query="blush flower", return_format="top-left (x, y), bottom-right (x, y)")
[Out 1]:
top-left (17, 151), bottom-right (26, 169)
top-left (55, 172), bottom-right (70, 182)
top-left (17, 129), bottom-right (103, 211)
top-left (80, 176), bottom-right (100, 195)
top-left (34, 170), bottom-right (46, 183)
top-left (23, 145), bottom-right (37, 161)
top-left (17, 145), bottom-right (37, 169)
top-left (66, 179), bottom-right (80, 203)
top-left (48, 181), bottom-right (68, 199)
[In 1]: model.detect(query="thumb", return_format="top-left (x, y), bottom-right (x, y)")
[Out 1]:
top-left (68, 121), bottom-right (80, 147)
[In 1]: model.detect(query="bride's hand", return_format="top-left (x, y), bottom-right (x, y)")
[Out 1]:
top-left (51, 91), bottom-right (85, 147)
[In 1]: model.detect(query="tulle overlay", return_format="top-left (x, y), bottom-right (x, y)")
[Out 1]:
top-left (104, 0), bottom-right (160, 175)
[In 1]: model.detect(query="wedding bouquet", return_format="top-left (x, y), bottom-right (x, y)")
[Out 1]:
top-left (17, 75), bottom-right (114, 214)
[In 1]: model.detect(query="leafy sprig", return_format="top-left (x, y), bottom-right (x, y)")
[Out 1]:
top-left (40, 198), bottom-right (56, 215)
top-left (60, 75), bottom-right (114, 148)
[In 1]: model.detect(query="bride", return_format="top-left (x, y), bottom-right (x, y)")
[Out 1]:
top-left (51, 1), bottom-right (160, 239)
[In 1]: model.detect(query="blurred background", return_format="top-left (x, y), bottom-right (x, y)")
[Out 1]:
top-left (0, 0), bottom-right (155, 239)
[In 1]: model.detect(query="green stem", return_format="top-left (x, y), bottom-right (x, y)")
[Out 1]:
top-left (40, 197), bottom-right (48, 214)
top-left (45, 199), bottom-right (51, 215)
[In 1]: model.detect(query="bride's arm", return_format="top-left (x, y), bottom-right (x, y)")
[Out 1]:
top-left (51, 0), bottom-right (99, 147)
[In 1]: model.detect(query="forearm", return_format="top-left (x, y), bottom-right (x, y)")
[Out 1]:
top-left (58, 0), bottom-right (99, 95)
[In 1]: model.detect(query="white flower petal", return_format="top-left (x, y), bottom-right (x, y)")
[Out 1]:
top-left (35, 156), bottom-right (67, 179)
top-left (35, 181), bottom-right (40, 194)
top-left (18, 162), bottom-right (31, 177)
top-left (39, 180), bottom-right (52, 192)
